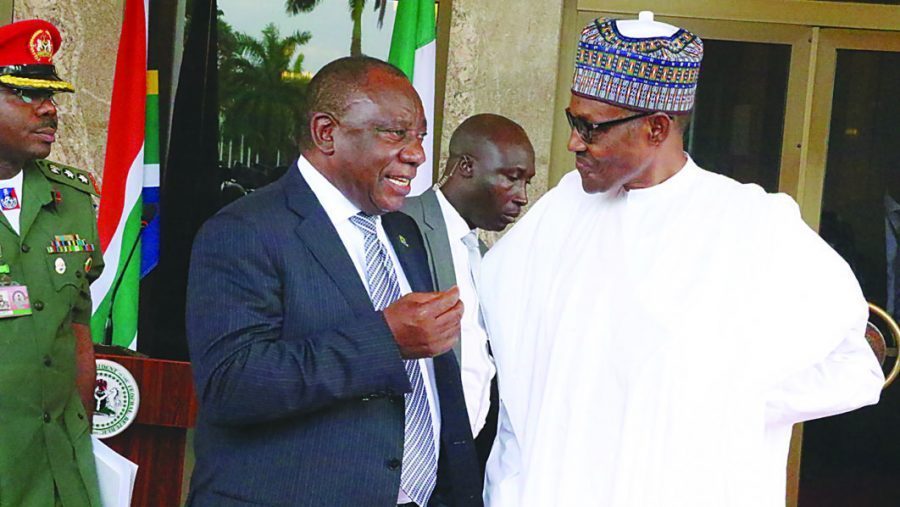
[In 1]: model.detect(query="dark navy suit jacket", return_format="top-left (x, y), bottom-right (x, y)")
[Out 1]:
top-left (185, 165), bottom-right (483, 506)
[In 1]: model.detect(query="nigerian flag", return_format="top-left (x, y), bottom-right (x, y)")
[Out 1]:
top-left (90, 0), bottom-right (153, 349)
top-left (389, 0), bottom-right (436, 196)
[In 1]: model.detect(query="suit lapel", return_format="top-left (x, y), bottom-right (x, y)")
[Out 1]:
top-left (417, 190), bottom-right (464, 359)
top-left (420, 190), bottom-right (457, 291)
top-left (383, 211), bottom-right (433, 293)
top-left (284, 167), bottom-right (374, 315)
top-left (432, 348), bottom-right (479, 496)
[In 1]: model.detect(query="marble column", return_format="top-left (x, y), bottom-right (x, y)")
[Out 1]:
top-left (442, 0), bottom-right (565, 243)
top-left (14, 0), bottom-right (123, 183)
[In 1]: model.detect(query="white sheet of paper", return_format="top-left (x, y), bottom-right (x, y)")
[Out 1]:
top-left (91, 435), bottom-right (138, 507)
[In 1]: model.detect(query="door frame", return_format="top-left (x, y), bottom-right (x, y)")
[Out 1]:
top-left (554, 1), bottom-right (900, 217)
top-left (552, 12), bottom-right (815, 197)
top-left (802, 28), bottom-right (900, 230)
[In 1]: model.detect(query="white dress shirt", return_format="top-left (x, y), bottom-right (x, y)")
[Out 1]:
top-left (297, 158), bottom-right (441, 503)
top-left (434, 189), bottom-right (496, 436)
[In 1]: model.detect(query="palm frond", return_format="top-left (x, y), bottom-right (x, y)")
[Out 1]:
top-left (374, 0), bottom-right (388, 28)
top-left (285, 0), bottom-right (322, 15)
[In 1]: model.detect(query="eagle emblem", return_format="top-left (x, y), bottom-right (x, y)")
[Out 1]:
top-left (29, 29), bottom-right (54, 63)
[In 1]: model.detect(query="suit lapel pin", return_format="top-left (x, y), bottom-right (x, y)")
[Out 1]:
top-left (398, 234), bottom-right (409, 248)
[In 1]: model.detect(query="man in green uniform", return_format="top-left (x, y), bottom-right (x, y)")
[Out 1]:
top-left (0, 19), bottom-right (104, 507)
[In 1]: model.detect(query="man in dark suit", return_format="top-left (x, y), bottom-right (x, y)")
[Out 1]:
top-left (185, 56), bottom-right (482, 507)
top-left (401, 114), bottom-right (535, 471)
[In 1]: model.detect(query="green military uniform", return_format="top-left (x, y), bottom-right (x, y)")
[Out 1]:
top-left (0, 160), bottom-right (104, 507)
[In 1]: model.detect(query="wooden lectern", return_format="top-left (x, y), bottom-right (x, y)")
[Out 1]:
top-left (96, 354), bottom-right (198, 507)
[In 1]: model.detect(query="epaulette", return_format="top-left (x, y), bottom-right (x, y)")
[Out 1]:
top-left (35, 159), bottom-right (101, 197)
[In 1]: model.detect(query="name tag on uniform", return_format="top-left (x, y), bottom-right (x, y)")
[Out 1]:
top-left (0, 284), bottom-right (32, 318)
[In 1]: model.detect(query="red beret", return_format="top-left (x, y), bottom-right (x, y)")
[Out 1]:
top-left (0, 19), bottom-right (74, 92)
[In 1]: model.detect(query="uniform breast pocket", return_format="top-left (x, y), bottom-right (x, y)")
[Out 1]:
top-left (45, 253), bottom-right (88, 293)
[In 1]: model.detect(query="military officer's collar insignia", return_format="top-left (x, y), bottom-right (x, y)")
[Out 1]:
top-left (398, 234), bottom-right (409, 248)
top-left (48, 164), bottom-right (62, 175)
top-left (63, 168), bottom-right (75, 179)
top-left (77, 174), bottom-right (89, 184)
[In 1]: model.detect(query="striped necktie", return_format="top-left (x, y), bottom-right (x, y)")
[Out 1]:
top-left (349, 212), bottom-right (437, 506)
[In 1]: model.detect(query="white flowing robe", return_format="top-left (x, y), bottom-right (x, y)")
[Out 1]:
top-left (480, 158), bottom-right (884, 507)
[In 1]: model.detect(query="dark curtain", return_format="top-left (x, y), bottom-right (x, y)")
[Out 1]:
top-left (139, 0), bottom-right (220, 360)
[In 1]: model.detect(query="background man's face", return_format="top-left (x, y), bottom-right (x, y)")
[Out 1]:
top-left (566, 94), bottom-right (649, 194)
top-left (467, 141), bottom-right (535, 231)
top-left (0, 87), bottom-right (58, 165)
top-left (329, 70), bottom-right (426, 215)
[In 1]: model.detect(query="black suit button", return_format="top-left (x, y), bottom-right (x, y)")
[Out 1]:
top-left (43, 412), bottom-right (51, 423)
top-left (33, 301), bottom-right (44, 311)
top-left (386, 458), bottom-right (401, 470)
top-left (43, 355), bottom-right (52, 367)
top-left (20, 244), bottom-right (30, 253)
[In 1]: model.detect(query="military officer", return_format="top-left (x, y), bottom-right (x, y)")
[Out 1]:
top-left (0, 19), bottom-right (104, 507)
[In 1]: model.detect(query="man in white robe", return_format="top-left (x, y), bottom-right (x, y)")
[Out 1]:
top-left (480, 14), bottom-right (884, 507)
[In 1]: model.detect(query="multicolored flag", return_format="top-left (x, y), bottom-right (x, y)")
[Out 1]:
top-left (141, 72), bottom-right (160, 278)
top-left (90, 0), bottom-right (149, 349)
top-left (389, 0), bottom-right (436, 196)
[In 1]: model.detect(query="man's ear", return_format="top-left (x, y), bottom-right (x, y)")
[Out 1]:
top-left (457, 155), bottom-right (475, 178)
top-left (647, 113), bottom-right (672, 146)
top-left (310, 113), bottom-right (338, 155)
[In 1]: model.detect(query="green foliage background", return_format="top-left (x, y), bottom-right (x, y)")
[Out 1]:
top-left (219, 13), bottom-right (311, 167)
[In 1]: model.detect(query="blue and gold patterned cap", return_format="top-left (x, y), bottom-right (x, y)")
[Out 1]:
top-left (572, 18), bottom-right (703, 114)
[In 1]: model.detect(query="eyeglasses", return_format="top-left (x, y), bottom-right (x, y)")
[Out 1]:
top-left (2, 86), bottom-right (58, 106)
top-left (565, 108), bottom-right (652, 144)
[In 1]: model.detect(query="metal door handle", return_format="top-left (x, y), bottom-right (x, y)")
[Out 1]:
top-left (868, 302), bottom-right (900, 389)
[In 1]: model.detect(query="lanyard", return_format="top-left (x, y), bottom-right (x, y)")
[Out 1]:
top-left (0, 243), bottom-right (10, 285)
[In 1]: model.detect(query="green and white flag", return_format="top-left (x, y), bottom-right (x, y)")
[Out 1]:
top-left (90, 0), bottom-right (150, 349)
top-left (389, 0), bottom-right (436, 196)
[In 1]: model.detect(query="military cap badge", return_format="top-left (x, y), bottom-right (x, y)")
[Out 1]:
top-left (0, 19), bottom-right (74, 92)
top-left (29, 28), bottom-right (54, 63)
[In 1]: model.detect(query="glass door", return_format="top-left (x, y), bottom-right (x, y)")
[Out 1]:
top-left (798, 29), bottom-right (900, 507)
